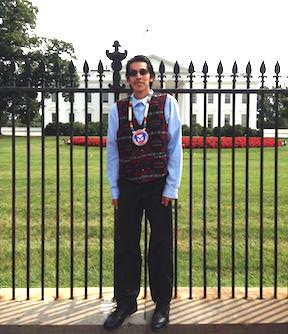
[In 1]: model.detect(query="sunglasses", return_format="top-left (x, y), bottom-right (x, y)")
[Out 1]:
top-left (128, 69), bottom-right (149, 77)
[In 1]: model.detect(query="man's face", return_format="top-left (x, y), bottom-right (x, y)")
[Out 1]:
top-left (127, 62), bottom-right (154, 97)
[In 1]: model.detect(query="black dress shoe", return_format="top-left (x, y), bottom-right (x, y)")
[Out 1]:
top-left (103, 304), bottom-right (137, 330)
top-left (151, 303), bottom-right (170, 332)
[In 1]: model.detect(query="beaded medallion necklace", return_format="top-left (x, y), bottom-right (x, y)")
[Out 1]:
top-left (128, 92), bottom-right (153, 146)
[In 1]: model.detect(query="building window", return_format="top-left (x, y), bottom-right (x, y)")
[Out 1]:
top-left (103, 92), bottom-right (109, 103)
top-left (88, 113), bottom-right (92, 122)
top-left (52, 93), bottom-right (57, 102)
top-left (225, 94), bottom-right (231, 104)
top-left (208, 114), bottom-right (214, 128)
top-left (241, 114), bottom-right (247, 127)
top-left (52, 113), bottom-right (56, 123)
top-left (192, 114), bottom-right (197, 123)
top-left (208, 93), bottom-right (214, 104)
top-left (69, 113), bottom-right (74, 123)
top-left (192, 94), bottom-right (197, 104)
top-left (224, 114), bottom-right (230, 125)
top-left (242, 94), bottom-right (247, 104)
top-left (87, 92), bottom-right (92, 103)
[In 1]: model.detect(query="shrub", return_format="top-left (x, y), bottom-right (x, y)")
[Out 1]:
top-left (182, 125), bottom-right (190, 136)
top-left (182, 123), bottom-right (208, 136)
top-left (45, 120), bottom-right (108, 136)
top-left (182, 124), bottom-right (259, 138)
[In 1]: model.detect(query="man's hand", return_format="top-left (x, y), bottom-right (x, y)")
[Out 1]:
top-left (112, 199), bottom-right (118, 207)
top-left (161, 196), bottom-right (173, 207)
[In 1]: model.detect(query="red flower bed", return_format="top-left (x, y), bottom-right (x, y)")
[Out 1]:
top-left (68, 136), bottom-right (107, 146)
top-left (181, 137), bottom-right (282, 149)
top-left (69, 136), bottom-right (282, 148)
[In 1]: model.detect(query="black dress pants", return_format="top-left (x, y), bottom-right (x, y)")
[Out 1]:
top-left (115, 178), bottom-right (173, 307)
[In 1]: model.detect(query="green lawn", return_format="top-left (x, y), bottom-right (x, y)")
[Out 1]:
top-left (0, 136), bottom-right (287, 288)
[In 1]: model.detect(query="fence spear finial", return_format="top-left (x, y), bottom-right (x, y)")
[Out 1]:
top-left (217, 61), bottom-right (223, 75)
top-left (202, 61), bottom-right (208, 75)
top-left (275, 61), bottom-right (280, 75)
top-left (188, 61), bottom-right (194, 75)
top-left (260, 61), bottom-right (266, 74)
top-left (83, 60), bottom-right (89, 75)
top-left (232, 61), bottom-right (238, 75)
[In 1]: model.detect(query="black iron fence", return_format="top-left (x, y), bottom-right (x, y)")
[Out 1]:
top-left (0, 41), bottom-right (287, 301)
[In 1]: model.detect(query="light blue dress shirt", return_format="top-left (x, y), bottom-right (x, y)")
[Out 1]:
top-left (107, 91), bottom-right (183, 199)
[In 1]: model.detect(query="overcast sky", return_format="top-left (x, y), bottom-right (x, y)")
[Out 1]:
top-left (31, 0), bottom-right (288, 83)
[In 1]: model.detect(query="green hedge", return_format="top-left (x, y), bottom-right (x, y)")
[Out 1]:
top-left (45, 121), bottom-right (258, 137)
top-left (45, 120), bottom-right (108, 136)
top-left (182, 123), bottom-right (259, 137)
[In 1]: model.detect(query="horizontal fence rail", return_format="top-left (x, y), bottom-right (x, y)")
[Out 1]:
top-left (2, 87), bottom-right (288, 93)
top-left (0, 41), bottom-right (287, 301)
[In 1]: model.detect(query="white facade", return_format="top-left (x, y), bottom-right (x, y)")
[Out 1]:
top-left (44, 55), bottom-right (258, 129)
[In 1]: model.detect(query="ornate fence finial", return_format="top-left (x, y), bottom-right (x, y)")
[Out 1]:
top-left (187, 61), bottom-right (195, 87)
top-left (232, 61), bottom-right (238, 76)
top-left (97, 60), bottom-right (104, 76)
top-left (39, 59), bottom-right (46, 76)
top-left (68, 60), bottom-right (76, 103)
top-left (217, 61), bottom-right (223, 85)
top-left (54, 60), bottom-right (61, 82)
top-left (274, 61), bottom-right (281, 88)
top-left (158, 60), bottom-right (166, 89)
top-left (202, 61), bottom-right (209, 87)
top-left (69, 60), bottom-right (76, 77)
top-left (24, 58), bottom-right (32, 83)
top-left (245, 61), bottom-right (252, 77)
top-left (217, 61), bottom-right (223, 76)
top-left (83, 60), bottom-right (89, 76)
top-left (260, 61), bottom-right (266, 75)
top-left (260, 61), bottom-right (266, 89)
top-left (202, 61), bottom-right (208, 75)
top-left (231, 61), bottom-right (238, 88)
top-left (106, 41), bottom-right (127, 89)
top-left (188, 61), bottom-right (195, 75)
top-left (10, 58), bottom-right (17, 75)
top-left (275, 61), bottom-right (280, 75)
top-left (9, 58), bottom-right (17, 85)
top-left (173, 61), bottom-right (181, 88)
top-left (38, 59), bottom-right (46, 86)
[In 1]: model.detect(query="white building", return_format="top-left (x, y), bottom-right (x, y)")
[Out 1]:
top-left (44, 55), bottom-right (258, 129)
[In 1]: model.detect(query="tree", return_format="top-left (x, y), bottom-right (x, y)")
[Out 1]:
top-left (278, 92), bottom-right (288, 128)
top-left (0, 0), bottom-right (77, 128)
top-left (257, 87), bottom-right (288, 129)
top-left (257, 88), bottom-right (274, 129)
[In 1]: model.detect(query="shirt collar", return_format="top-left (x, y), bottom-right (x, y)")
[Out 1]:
top-left (132, 89), bottom-right (153, 107)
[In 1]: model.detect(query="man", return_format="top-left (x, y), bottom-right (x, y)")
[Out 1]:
top-left (104, 55), bottom-right (182, 331)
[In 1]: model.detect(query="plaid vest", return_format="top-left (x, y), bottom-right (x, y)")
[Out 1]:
top-left (117, 94), bottom-right (168, 183)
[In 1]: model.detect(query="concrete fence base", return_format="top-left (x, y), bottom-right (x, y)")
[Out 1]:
top-left (0, 288), bottom-right (287, 334)
top-left (264, 129), bottom-right (288, 138)
top-left (1, 127), bottom-right (42, 136)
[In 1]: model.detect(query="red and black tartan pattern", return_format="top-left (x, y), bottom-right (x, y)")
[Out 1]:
top-left (117, 94), bottom-right (168, 183)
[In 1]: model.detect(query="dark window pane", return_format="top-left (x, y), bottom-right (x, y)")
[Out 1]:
top-left (208, 93), bottom-right (214, 104)
top-left (225, 94), bottom-right (231, 104)
top-left (103, 92), bottom-right (109, 103)
top-left (208, 114), bottom-right (213, 128)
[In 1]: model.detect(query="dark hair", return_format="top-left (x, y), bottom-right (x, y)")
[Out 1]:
top-left (126, 55), bottom-right (155, 87)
